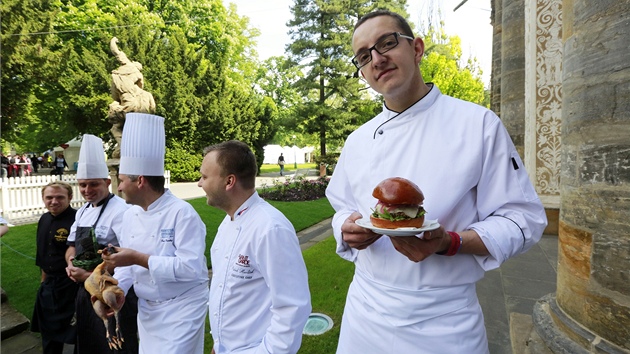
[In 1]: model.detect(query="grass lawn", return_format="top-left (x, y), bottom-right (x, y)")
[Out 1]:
top-left (260, 163), bottom-right (317, 175)
top-left (1, 195), bottom-right (353, 353)
top-left (299, 236), bottom-right (354, 353)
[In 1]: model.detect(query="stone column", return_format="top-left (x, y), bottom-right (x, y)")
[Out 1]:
top-left (500, 0), bottom-right (525, 157)
top-left (533, 0), bottom-right (630, 351)
top-left (107, 160), bottom-right (122, 197)
top-left (490, 0), bottom-right (502, 116)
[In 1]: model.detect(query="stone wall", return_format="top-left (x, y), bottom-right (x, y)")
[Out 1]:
top-left (500, 0), bottom-right (526, 157)
top-left (490, 0), bottom-right (502, 117)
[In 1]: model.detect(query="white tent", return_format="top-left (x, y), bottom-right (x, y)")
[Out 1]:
top-left (263, 144), bottom-right (314, 165)
top-left (52, 137), bottom-right (82, 170)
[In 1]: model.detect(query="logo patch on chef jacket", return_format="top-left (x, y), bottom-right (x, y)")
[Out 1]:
top-left (231, 254), bottom-right (254, 279)
top-left (94, 225), bottom-right (110, 239)
top-left (237, 254), bottom-right (250, 266)
top-left (54, 228), bottom-right (70, 242)
top-left (160, 228), bottom-right (174, 243)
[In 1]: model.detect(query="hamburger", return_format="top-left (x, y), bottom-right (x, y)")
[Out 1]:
top-left (370, 177), bottom-right (426, 229)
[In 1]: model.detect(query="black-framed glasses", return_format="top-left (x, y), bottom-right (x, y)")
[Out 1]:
top-left (351, 32), bottom-right (414, 69)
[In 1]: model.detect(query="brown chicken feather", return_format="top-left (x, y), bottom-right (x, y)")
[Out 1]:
top-left (84, 259), bottom-right (126, 350)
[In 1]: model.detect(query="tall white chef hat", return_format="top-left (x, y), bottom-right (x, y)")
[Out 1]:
top-left (76, 134), bottom-right (108, 179)
top-left (119, 113), bottom-right (165, 176)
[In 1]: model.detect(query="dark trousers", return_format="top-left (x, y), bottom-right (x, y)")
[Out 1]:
top-left (43, 337), bottom-right (76, 354)
top-left (32, 274), bottom-right (79, 352)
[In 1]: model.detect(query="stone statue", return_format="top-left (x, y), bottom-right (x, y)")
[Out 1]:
top-left (107, 37), bottom-right (156, 158)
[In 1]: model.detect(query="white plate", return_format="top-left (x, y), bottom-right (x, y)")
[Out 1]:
top-left (355, 218), bottom-right (440, 237)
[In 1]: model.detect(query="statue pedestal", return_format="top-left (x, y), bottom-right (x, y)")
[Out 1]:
top-left (107, 159), bottom-right (122, 197)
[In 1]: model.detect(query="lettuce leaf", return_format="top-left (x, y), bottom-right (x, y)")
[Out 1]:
top-left (371, 207), bottom-right (426, 221)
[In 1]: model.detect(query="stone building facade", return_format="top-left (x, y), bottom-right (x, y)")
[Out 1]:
top-left (491, 0), bottom-right (630, 352)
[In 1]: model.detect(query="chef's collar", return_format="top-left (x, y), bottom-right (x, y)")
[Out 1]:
top-left (375, 84), bottom-right (439, 139)
top-left (146, 189), bottom-right (171, 212)
top-left (383, 83), bottom-right (435, 114)
top-left (232, 192), bottom-right (259, 221)
top-left (89, 193), bottom-right (114, 207)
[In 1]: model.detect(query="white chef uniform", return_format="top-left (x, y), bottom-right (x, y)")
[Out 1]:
top-left (114, 190), bottom-right (209, 354)
top-left (209, 192), bottom-right (311, 354)
top-left (69, 133), bottom-right (128, 247)
top-left (115, 112), bottom-right (209, 354)
top-left (70, 134), bottom-right (139, 353)
top-left (68, 195), bottom-right (129, 246)
top-left (326, 85), bottom-right (547, 353)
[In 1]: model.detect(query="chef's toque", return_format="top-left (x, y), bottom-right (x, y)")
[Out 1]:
top-left (76, 134), bottom-right (108, 179)
top-left (119, 113), bottom-right (165, 176)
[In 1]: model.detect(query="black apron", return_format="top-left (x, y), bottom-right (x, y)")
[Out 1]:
top-left (73, 194), bottom-right (114, 271)
top-left (31, 273), bottom-right (79, 343)
top-left (72, 193), bottom-right (139, 353)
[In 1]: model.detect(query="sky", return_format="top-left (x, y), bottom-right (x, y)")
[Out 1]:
top-left (223, 0), bottom-right (493, 86)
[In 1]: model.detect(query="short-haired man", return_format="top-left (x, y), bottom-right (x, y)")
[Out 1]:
top-left (31, 182), bottom-right (78, 354)
top-left (326, 10), bottom-right (547, 353)
top-left (103, 113), bottom-right (209, 353)
top-left (199, 140), bottom-right (311, 353)
top-left (64, 134), bottom-right (138, 354)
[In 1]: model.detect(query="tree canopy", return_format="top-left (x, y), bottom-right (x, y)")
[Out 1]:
top-left (1, 1), bottom-right (488, 180)
top-left (1, 0), bottom-right (276, 179)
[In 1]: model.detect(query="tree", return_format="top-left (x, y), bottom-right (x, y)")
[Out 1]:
top-left (1, 0), bottom-right (62, 146)
top-left (420, 23), bottom-right (486, 105)
top-left (286, 0), bottom-right (408, 156)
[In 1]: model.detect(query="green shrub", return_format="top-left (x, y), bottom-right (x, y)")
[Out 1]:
top-left (313, 153), bottom-right (340, 166)
top-left (314, 153), bottom-right (340, 175)
top-left (259, 176), bottom-right (330, 201)
top-left (165, 141), bottom-right (203, 182)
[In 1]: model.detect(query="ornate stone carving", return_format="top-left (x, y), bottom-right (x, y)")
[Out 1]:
top-left (534, 0), bottom-right (562, 197)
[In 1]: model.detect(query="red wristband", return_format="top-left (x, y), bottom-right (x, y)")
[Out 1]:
top-left (436, 231), bottom-right (462, 256)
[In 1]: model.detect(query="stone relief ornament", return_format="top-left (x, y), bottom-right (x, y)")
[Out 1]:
top-left (535, 0), bottom-right (562, 196)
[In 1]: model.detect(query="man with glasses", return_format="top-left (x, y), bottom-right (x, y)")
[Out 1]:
top-left (326, 10), bottom-right (546, 353)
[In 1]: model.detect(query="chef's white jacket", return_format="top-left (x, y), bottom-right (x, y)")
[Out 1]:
top-left (68, 194), bottom-right (129, 246)
top-left (326, 85), bottom-right (547, 352)
top-left (114, 190), bottom-right (209, 353)
top-left (209, 192), bottom-right (311, 354)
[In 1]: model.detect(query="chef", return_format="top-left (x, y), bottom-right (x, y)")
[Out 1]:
top-left (199, 140), bottom-right (311, 354)
top-left (103, 113), bottom-right (209, 354)
top-left (325, 10), bottom-right (548, 353)
top-left (65, 134), bottom-right (138, 354)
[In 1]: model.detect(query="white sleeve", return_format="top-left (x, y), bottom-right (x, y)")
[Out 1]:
top-left (253, 224), bottom-right (311, 354)
top-left (469, 116), bottom-right (547, 270)
top-left (325, 148), bottom-right (360, 262)
top-left (112, 211), bottom-right (134, 294)
top-left (147, 207), bottom-right (208, 283)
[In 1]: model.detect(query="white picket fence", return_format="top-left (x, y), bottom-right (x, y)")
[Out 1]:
top-left (0, 171), bottom-right (170, 225)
